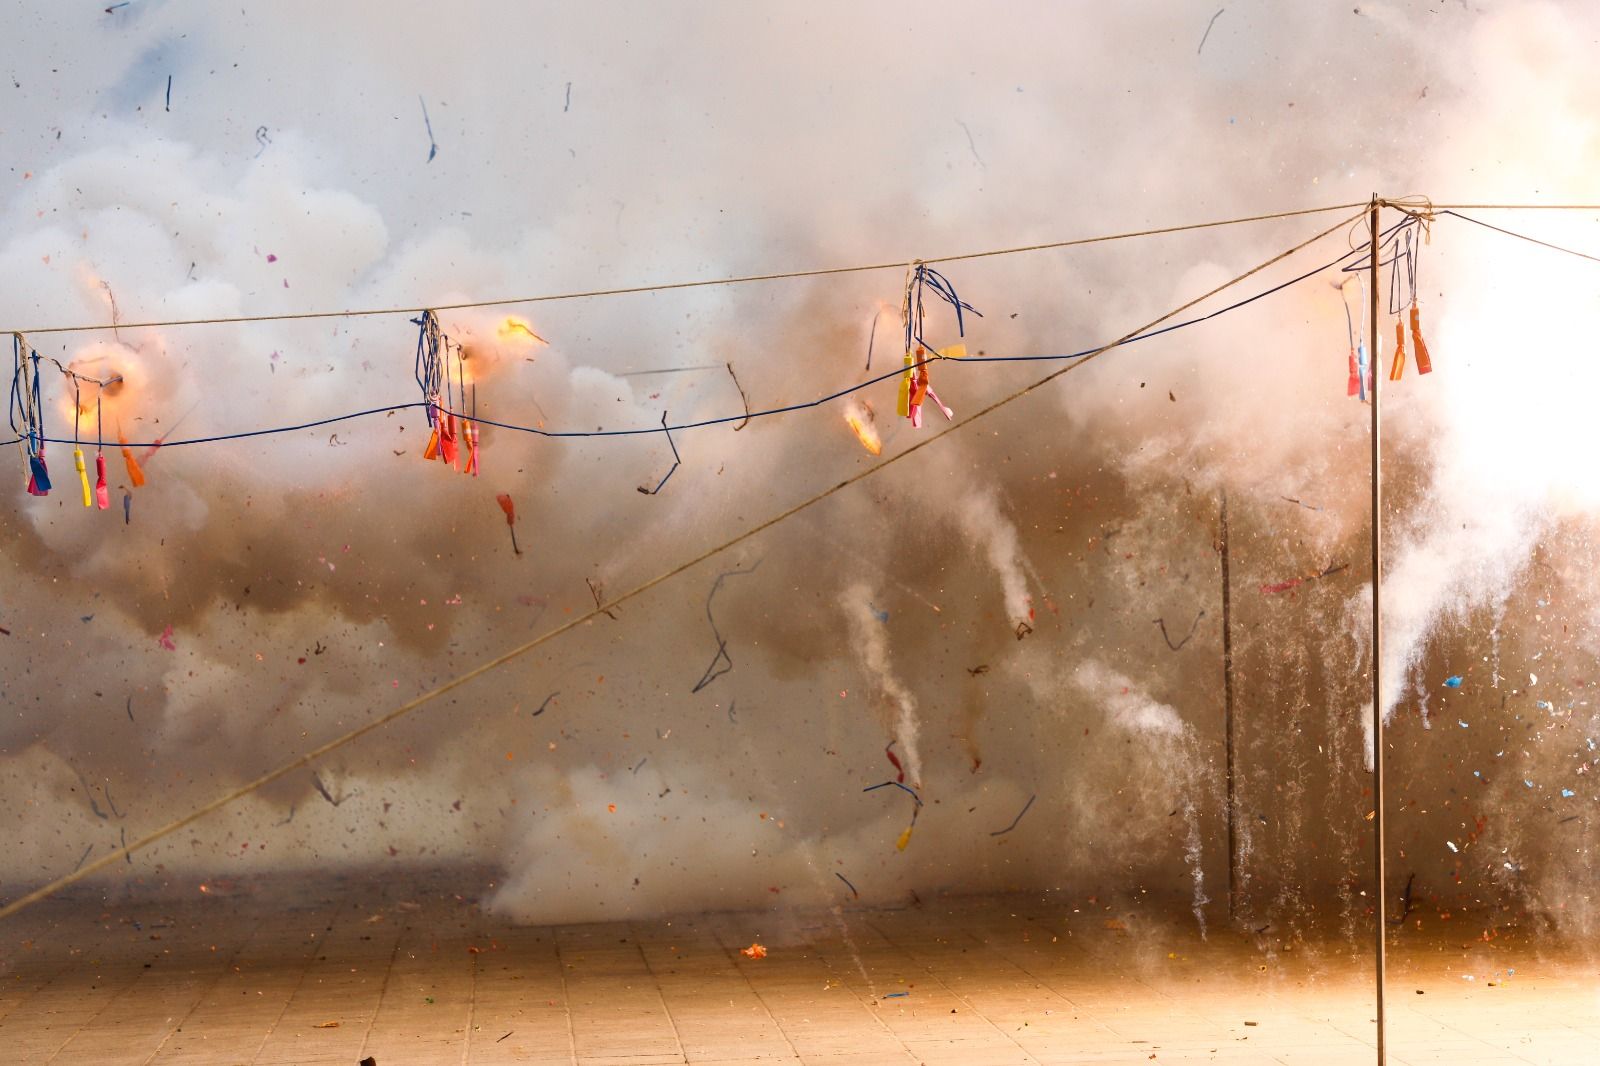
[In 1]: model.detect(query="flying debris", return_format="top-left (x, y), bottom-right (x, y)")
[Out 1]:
top-left (843, 401), bottom-right (882, 455)
top-left (495, 493), bottom-right (522, 555)
top-left (419, 95), bottom-right (438, 161)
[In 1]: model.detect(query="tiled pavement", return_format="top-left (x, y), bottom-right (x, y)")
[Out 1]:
top-left (1, 876), bottom-right (1595, 1065)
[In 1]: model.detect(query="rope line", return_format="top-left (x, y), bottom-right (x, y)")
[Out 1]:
top-left (0, 207), bottom-right (1368, 923)
top-left (5, 203), bottom-right (1367, 337)
top-left (1426, 203), bottom-right (1600, 210)
top-left (4, 222), bottom-right (1401, 453)
top-left (1442, 209), bottom-right (1600, 266)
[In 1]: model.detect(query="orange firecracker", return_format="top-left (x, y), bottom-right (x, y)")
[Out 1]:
top-left (117, 429), bottom-right (146, 487)
top-left (1409, 303), bottom-right (1433, 374)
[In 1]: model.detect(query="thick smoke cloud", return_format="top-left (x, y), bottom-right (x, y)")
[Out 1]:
top-left (2, 1), bottom-right (1599, 946)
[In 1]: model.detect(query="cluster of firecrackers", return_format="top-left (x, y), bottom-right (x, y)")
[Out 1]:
top-left (10, 332), bottom-right (139, 514)
top-left (10, 334), bottom-right (52, 495)
top-left (841, 263), bottom-right (981, 455)
top-left (897, 263), bottom-right (978, 428)
top-left (1344, 224), bottom-right (1436, 399)
top-left (413, 310), bottom-right (481, 476)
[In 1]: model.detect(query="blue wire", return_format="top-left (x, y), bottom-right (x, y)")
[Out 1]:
top-left (3, 225), bottom-right (1390, 452)
top-left (637, 412), bottom-right (681, 494)
top-left (863, 780), bottom-right (923, 806)
top-left (904, 263), bottom-right (982, 353)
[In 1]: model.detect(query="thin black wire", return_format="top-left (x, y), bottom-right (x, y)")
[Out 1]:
top-left (636, 412), bottom-right (681, 495)
top-left (4, 226), bottom-right (1392, 453)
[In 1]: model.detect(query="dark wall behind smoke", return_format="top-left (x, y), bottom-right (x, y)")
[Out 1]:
top-left (2, 2), bottom-right (1598, 939)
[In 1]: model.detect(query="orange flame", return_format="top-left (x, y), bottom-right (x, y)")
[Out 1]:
top-left (843, 402), bottom-right (881, 455)
top-left (497, 316), bottom-right (548, 345)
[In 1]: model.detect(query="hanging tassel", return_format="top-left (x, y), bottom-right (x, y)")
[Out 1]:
top-left (928, 345), bottom-right (961, 421)
top-left (118, 431), bottom-right (146, 487)
top-left (463, 382), bottom-right (480, 476)
top-left (907, 363), bottom-right (930, 428)
top-left (27, 440), bottom-right (50, 495)
top-left (70, 383), bottom-right (91, 507)
top-left (94, 453), bottom-right (109, 509)
top-left (1347, 348), bottom-right (1360, 398)
top-left (74, 447), bottom-right (91, 507)
top-left (1410, 302), bottom-right (1433, 374)
top-left (93, 392), bottom-right (109, 509)
top-left (414, 310), bottom-right (448, 460)
top-left (896, 348), bottom-right (917, 418)
top-left (906, 348), bottom-right (959, 428)
top-left (422, 402), bottom-right (441, 461)
top-left (894, 262), bottom-right (980, 423)
top-left (17, 338), bottom-right (51, 495)
top-left (438, 410), bottom-right (459, 467)
top-left (1355, 342), bottom-right (1369, 402)
top-left (1389, 320), bottom-right (1406, 381)
top-left (439, 341), bottom-right (460, 468)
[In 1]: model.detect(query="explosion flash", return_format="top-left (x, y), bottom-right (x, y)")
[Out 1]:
top-left (844, 400), bottom-right (881, 455)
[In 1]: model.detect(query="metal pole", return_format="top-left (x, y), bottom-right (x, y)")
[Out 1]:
top-left (1220, 489), bottom-right (1238, 917)
top-left (1368, 196), bottom-right (1388, 1065)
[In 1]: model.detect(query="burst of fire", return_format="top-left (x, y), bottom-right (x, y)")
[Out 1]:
top-left (497, 316), bottom-right (548, 345)
top-left (844, 401), bottom-right (881, 455)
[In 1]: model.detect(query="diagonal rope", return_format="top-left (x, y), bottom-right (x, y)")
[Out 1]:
top-left (6, 203), bottom-right (1367, 336)
top-left (1441, 209), bottom-right (1600, 266)
top-left (1427, 202), bottom-right (1600, 210)
top-left (0, 207), bottom-right (1367, 923)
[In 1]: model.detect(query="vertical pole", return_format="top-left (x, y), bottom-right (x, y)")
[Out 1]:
top-left (1220, 489), bottom-right (1238, 918)
top-left (1368, 196), bottom-right (1388, 1065)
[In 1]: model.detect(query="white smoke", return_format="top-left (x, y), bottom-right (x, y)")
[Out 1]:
top-left (2, 1), bottom-right (1600, 937)
top-left (839, 582), bottom-right (924, 787)
top-left (953, 485), bottom-right (1035, 634)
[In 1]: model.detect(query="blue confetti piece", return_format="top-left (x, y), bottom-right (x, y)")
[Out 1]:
top-left (419, 95), bottom-right (439, 162)
top-left (1473, 770), bottom-right (1481, 778)
top-left (883, 992), bottom-right (909, 999)
top-left (1444, 676), bottom-right (1463, 688)
top-left (1458, 720), bottom-right (1469, 729)
top-left (1536, 700), bottom-right (1553, 711)
top-left (870, 604), bottom-right (889, 623)
top-left (1524, 779), bottom-right (1535, 789)
top-left (1561, 789), bottom-right (1576, 798)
